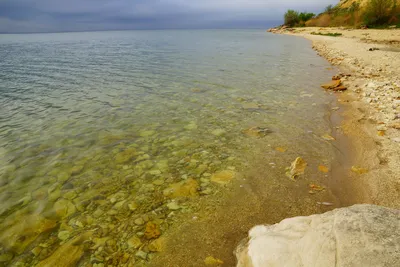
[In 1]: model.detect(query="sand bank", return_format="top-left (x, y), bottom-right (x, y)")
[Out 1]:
top-left (274, 27), bottom-right (400, 208)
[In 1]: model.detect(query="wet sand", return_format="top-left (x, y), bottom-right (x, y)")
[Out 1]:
top-left (151, 28), bottom-right (400, 266)
top-left (292, 27), bottom-right (400, 209)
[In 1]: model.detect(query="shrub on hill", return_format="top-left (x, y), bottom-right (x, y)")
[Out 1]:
top-left (363, 0), bottom-right (395, 25)
top-left (284, 10), bottom-right (300, 26)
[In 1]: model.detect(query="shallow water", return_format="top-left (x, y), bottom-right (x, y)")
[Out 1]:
top-left (0, 30), bottom-right (340, 266)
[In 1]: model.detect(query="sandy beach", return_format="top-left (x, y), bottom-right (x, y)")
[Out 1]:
top-left (275, 27), bottom-right (400, 208)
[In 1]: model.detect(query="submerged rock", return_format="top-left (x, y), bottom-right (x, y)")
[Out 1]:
top-left (235, 204), bottom-right (400, 267)
top-left (211, 170), bottom-right (236, 185)
top-left (0, 214), bottom-right (57, 254)
top-left (211, 129), bottom-right (226, 136)
top-left (163, 178), bottom-right (199, 198)
top-left (204, 256), bottom-right (224, 265)
top-left (242, 127), bottom-right (272, 138)
top-left (286, 157), bottom-right (307, 180)
top-left (144, 222), bottom-right (161, 239)
top-left (127, 236), bottom-right (142, 249)
top-left (148, 237), bottom-right (166, 252)
top-left (54, 198), bottom-right (77, 218)
top-left (36, 232), bottom-right (92, 267)
top-left (114, 148), bottom-right (137, 164)
top-left (242, 102), bottom-right (260, 110)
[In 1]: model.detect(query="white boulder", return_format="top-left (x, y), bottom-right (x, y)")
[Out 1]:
top-left (236, 204), bottom-right (400, 267)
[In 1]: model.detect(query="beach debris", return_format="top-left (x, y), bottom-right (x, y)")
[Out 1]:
top-left (286, 157), bottom-right (307, 180)
top-left (321, 134), bottom-right (335, 141)
top-left (318, 165), bottom-right (329, 173)
top-left (309, 184), bottom-right (325, 194)
top-left (242, 127), bottom-right (272, 138)
top-left (377, 130), bottom-right (385, 136)
top-left (275, 147), bottom-right (287, 153)
top-left (351, 166), bottom-right (368, 175)
top-left (317, 202), bottom-right (334, 206)
top-left (211, 170), bottom-right (236, 185)
top-left (204, 256), bottom-right (224, 265)
top-left (368, 47), bottom-right (380, 51)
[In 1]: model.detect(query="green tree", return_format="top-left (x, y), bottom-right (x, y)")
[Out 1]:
top-left (284, 10), bottom-right (300, 26)
top-left (298, 12), bottom-right (316, 22)
top-left (364, 0), bottom-right (394, 25)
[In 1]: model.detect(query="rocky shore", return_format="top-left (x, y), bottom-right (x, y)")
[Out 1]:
top-left (236, 204), bottom-right (400, 267)
top-left (269, 26), bottom-right (400, 208)
top-left (235, 26), bottom-right (400, 266)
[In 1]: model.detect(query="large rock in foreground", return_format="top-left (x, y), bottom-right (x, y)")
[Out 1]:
top-left (236, 204), bottom-right (400, 267)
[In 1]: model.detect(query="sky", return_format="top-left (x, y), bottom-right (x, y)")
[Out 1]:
top-left (0, 0), bottom-right (337, 33)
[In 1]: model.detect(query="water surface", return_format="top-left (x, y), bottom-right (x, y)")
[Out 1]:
top-left (0, 30), bottom-right (339, 266)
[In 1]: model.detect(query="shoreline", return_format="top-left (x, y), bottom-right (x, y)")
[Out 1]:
top-left (274, 27), bottom-right (400, 208)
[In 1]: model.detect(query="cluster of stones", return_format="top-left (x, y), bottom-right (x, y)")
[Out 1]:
top-left (0, 127), bottom-right (240, 266)
top-left (312, 40), bottom-right (400, 144)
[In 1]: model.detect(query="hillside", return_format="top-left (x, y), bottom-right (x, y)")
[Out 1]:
top-left (303, 0), bottom-right (400, 27)
top-left (338, 0), bottom-right (400, 9)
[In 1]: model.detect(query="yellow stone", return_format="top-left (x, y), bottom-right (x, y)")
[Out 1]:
top-left (318, 165), bottom-right (329, 173)
top-left (351, 166), bottom-right (368, 174)
top-left (163, 178), bottom-right (199, 198)
top-left (321, 134), bottom-right (335, 141)
top-left (286, 157), bottom-right (307, 180)
top-left (275, 147), bottom-right (287, 153)
top-left (36, 232), bottom-right (92, 267)
top-left (148, 237), bottom-right (165, 252)
top-left (211, 170), bottom-right (236, 185)
top-left (321, 79), bottom-right (341, 89)
top-left (144, 222), bottom-right (161, 240)
top-left (204, 256), bottom-right (224, 265)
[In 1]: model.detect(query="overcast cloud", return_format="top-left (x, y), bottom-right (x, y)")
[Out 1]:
top-left (0, 0), bottom-right (337, 33)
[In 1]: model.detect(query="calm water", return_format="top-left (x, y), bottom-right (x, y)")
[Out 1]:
top-left (0, 30), bottom-right (340, 266)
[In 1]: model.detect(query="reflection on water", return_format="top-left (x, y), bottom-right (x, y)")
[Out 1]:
top-left (0, 30), bottom-right (338, 266)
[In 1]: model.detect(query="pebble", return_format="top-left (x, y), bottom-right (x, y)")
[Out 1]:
top-left (149, 170), bottom-right (162, 175)
top-left (0, 252), bottom-right (14, 262)
top-left (152, 179), bottom-right (164, 185)
top-left (128, 202), bottom-right (138, 211)
top-left (167, 202), bottom-right (180, 210)
top-left (127, 236), bottom-right (142, 249)
top-left (135, 251), bottom-right (148, 260)
top-left (57, 230), bottom-right (70, 241)
top-left (134, 218), bottom-right (145, 225)
top-left (31, 247), bottom-right (42, 257)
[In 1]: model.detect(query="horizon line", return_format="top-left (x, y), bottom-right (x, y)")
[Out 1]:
top-left (0, 26), bottom-right (276, 35)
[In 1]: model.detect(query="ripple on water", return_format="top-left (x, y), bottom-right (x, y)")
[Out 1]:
top-left (0, 30), bottom-right (339, 266)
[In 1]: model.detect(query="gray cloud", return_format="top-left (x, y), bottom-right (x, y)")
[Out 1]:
top-left (0, 0), bottom-right (337, 33)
